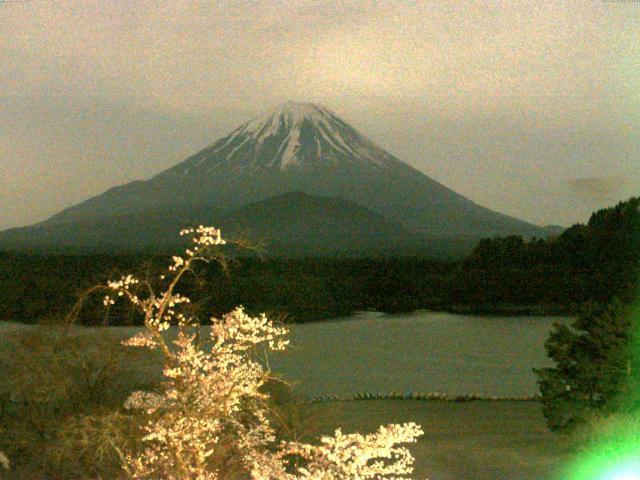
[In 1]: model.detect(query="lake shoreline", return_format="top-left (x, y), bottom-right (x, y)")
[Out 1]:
top-left (1, 301), bottom-right (573, 328)
top-left (437, 302), bottom-right (575, 317)
top-left (290, 302), bottom-right (574, 324)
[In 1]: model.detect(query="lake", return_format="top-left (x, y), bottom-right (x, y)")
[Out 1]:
top-left (268, 311), bottom-right (570, 398)
top-left (0, 311), bottom-right (570, 400)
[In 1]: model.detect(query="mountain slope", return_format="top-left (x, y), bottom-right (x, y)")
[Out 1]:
top-left (1, 101), bottom-right (557, 253)
top-left (0, 204), bottom-right (222, 253)
top-left (219, 191), bottom-right (427, 256)
top-left (0, 192), bottom-right (443, 256)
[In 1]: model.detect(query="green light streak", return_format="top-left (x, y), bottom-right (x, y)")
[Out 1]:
top-left (563, 438), bottom-right (640, 479)
top-left (562, 301), bottom-right (640, 480)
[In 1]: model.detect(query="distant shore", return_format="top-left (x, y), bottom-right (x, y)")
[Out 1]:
top-left (0, 301), bottom-right (573, 327)
top-left (299, 303), bottom-right (573, 324)
top-left (439, 303), bottom-right (574, 317)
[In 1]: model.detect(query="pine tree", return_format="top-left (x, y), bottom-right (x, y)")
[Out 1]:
top-left (535, 300), bottom-right (639, 431)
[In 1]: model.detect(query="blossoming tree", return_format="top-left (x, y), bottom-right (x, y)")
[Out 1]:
top-left (106, 226), bottom-right (424, 479)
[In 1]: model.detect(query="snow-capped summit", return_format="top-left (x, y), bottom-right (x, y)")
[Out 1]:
top-left (163, 101), bottom-right (401, 175)
top-left (245, 101), bottom-right (331, 130)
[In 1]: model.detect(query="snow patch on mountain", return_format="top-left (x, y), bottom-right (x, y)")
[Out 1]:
top-left (164, 101), bottom-right (402, 176)
top-left (280, 125), bottom-right (301, 168)
top-left (243, 101), bottom-right (329, 137)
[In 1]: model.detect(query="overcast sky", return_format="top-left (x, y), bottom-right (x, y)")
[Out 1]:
top-left (1, 0), bottom-right (639, 230)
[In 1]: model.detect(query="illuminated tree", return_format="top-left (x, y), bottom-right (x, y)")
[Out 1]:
top-left (106, 226), bottom-right (423, 479)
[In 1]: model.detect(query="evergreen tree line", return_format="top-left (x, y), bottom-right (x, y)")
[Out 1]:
top-left (0, 197), bottom-right (637, 326)
top-left (530, 197), bottom-right (639, 431)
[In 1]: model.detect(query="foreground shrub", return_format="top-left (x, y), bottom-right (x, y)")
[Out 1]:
top-left (45, 410), bottom-right (140, 478)
top-left (107, 226), bottom-right (424, 479)
top-left (0, 322), bottom-right (159, 477)
top-left (535, 300), bottom-right (638, 431)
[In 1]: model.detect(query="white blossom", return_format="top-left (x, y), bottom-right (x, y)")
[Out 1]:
top-left (122, 331), bottom-right (157, 349)
top-left (281, 423), bottom-right (424, 479)
top-left (110, 226), bottom-right (423, 479)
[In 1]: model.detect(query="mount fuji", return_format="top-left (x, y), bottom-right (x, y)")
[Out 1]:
top-left (0, 102), bottom-right (560, 255)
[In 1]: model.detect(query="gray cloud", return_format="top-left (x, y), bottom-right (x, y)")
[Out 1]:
top-left (568, 177), bottom-right (634, 203)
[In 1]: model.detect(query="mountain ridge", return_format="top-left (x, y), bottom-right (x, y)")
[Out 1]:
top-left (0, 192), bottom-right (461, 256)
top-left (1, 101), bottom-right (561, 254)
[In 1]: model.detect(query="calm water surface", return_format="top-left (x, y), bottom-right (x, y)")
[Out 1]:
top-left (268, 311), bottom-right (570, 398)
top-left (2, 311), bottom-right (569, 399)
